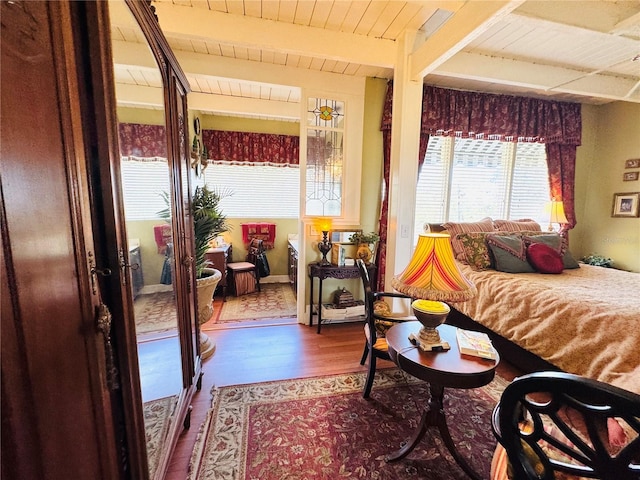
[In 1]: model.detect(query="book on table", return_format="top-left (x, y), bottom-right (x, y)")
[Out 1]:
top-left (456, 328), bottom-right (497, 360)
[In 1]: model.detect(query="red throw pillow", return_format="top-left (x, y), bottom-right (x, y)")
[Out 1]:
top-left (527, 242), bottom-right (564, 274)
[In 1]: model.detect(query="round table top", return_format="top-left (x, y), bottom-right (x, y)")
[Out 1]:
top-left (386, 322), bottom-right (499, 389)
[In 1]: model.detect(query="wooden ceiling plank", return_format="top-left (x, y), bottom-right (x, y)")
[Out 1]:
top-left (410, 0), bottom-right (525, 80)
top-left (244, 0), bottom-right (262, 17)
top-left (293, 0), bottom-right (315, 25)
top-left (367, 2), bottom-right (404, 38)
top-left (339, 1), bottom-right (370, 33)
top-left (226, 1), bottom-right (245, 15)
top-left (261, 0), bottom-right (280, 20)
top-left (353, 0), bottom-right (388, 36)
top-left (437, 51), bottom-right (639, 103)
top-left (154, 2), bottom-right (395, 67)
top-left (309, 0), bottom-right (333, 28)
top-left (324, 1), bottom-right (352, 31)
top-left (189, 91), bottom-right (301, 118)
top-left (382, 3), bottom-right (425, 40)
top-left (278, 0), bottom-right (297, 23)
top-left (205, 0), bottom-right (229, 13)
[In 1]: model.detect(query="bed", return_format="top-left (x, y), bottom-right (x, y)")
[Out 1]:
top-left (427, 219), bottom-right (640, 395)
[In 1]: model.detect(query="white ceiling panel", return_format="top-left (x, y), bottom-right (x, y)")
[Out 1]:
top-left (110, 0), bottom-right (640, 118)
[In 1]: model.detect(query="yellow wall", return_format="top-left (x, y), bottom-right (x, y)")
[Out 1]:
top-left (574, 102), bottom-right (640, 272)
top-left (126, 220), bottom-right (167, 286)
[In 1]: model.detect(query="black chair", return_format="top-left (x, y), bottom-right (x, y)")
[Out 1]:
top-left (492, 371), bottom-right (640, 480)
top-left (356, 259), bottom-right (415, 398)
top-left (227, 238), bottom-right (264, 296)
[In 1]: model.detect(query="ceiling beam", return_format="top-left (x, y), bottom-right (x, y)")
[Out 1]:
top-left (410, 0), bottom-right (525, 80)
top-left (152, 2), bottom-right (396, 68)
top-left (189, 92), bottom-right (300, 119)
top-left (112, 39), bottom-right (365, 95)
top-left (436, 51), bottom-right (640, 103)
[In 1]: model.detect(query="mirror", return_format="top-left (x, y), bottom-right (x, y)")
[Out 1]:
top-left (109, 1), bottom-right (183, 477)
top-left (330, 229), bottom-right (361, 244)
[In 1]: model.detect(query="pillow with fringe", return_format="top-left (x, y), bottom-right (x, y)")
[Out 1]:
top-left (494, 219), bottom-right (541, 232)
top-left (486, 233), bottom-right (535, 273)
top-left (455, 232), bottom-right (493, 270)
top-left (442, 217), bottom-right (495, 259)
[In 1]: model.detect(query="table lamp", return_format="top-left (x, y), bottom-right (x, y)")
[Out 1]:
top-left (391, 233), bottom-right (477, 351)
top-left (546, 200), bottom-right (568, 232)
top-left (314, 217), bottom-right (333, 265)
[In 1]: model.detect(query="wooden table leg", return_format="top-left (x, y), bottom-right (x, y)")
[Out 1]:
top-left (386, 384), bottom-right (482, 480)
top-left (317, 276), bottom-right (323, 334)
top-left (309, 275), bottom-right (314, 328)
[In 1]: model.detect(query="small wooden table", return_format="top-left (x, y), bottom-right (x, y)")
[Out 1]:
top-left (385, 322), bottom-right (499, 480)
top-left (308, 262), bottom-right (376, 334)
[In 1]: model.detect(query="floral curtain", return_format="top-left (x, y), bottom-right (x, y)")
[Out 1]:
top-left (202, 130), bottom-right (299, 167)
top-left (118, 123), bottom-right (167, 158)
top-left (377, 82), bottom-right (581, 289)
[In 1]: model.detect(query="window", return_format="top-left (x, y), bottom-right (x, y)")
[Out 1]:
top-left (305, 98), bottom-right (345, 217)
top-left (414, 136), bottom-right (550, 241)
top-left (120, 158), bottom-right (171, 221)
top-left (202, 163), bottom-right (300, 218)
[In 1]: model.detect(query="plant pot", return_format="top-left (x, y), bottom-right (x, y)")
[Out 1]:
top-left (356, 243), bottom-right (373, 264)
top-left (196, 267), bottom-right (221, 360)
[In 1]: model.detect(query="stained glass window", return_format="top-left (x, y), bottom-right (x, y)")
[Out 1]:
top-left (305, 98), bottom-right (345, 216)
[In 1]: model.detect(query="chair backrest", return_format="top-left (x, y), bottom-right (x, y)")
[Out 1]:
top-left (356, 259), bottom-right (378, 337)
top-left (493, 371), bottom-right (640, 480)
top-left (246, 238), bottom-right (264, 263)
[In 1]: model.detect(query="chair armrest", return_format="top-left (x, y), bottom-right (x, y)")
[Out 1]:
top-left (372, 292), bottom-right (413, 301)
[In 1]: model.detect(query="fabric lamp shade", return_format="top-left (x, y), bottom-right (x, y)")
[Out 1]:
top-left (548, 200), bottom-right (568, 224)
top-left (391, 233), bottom-right (477, 303)
top-left (313, 217), bottom-right (333, 233)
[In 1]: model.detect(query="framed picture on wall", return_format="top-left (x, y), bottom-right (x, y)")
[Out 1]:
top-left (625, 158), bottom-right (640, 169)
top-left (612, 192), bottom-right (640, 218)
top-left (623, 171), bottom-right (639, 181)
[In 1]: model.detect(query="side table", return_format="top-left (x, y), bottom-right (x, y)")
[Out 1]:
top-left (385, 321), bottom-right (499, 480)
top-left (308, 262), bottom-right (376, 334)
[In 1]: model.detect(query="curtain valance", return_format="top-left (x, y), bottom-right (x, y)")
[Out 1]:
top-left (381, 83), bottom-right (581, 146)
top-left (202, 129), bottom-right (299, 167)
top-left (118, 123), bottom-right (167, 158)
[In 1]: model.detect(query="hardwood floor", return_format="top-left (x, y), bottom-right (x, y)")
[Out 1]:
top-left (165, 320), bottom-right (377, 479)
top-left (165, 311), bottom-right (522, 479)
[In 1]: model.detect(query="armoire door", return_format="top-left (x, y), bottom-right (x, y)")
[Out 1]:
top-left (1, 1), bottom-right (200, 479)
top-left (1, 1), bottom-right (121, 478)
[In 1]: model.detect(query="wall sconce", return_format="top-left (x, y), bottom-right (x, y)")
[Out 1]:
top-left (313, 217), bottom-right (333, 265)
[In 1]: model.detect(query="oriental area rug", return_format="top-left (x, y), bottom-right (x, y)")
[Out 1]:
top-left (144, 395), bottom-right (177, 479)
top-left (188, 369), bottom-right (508, 480)
top-left (134, 290), bottom-right (178, 335)
top-left (214, 283), bottom-right (297, 324)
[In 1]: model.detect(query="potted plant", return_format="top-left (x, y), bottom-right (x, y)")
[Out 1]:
top-left (160, 185), bottom-right (231, 359)
top-left (581, 253), bottom-right (613, 268)
top-left (349, 231), bottom-right (380, 264)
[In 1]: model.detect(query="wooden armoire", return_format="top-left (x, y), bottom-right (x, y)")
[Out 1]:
top-left (1, 1), bottom-right (201, 478)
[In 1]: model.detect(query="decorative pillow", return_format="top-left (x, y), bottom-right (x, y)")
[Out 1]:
top-left (486, 234), bottom-right (535, 273)
top-left (442, 217), bottom-right (495, 259)
top-left (527, 243), bottom-right (564, 274)
top-left (522, 233), bottom-right (580, 269)
top-left (455, 232), bottom-right (493, 270)
top-left (494, 219), bottom-right (542, 232)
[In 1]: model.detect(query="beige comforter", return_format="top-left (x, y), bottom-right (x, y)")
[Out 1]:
top-left (451, 263), bottom-right (640, 395)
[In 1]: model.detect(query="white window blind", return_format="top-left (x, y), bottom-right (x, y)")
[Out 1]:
top-left (415, 136), bottom-right (550, 242)
top-left (203, 163), bottom-right (300, 218)
top-left (120, 158), bottom-right (171, 221)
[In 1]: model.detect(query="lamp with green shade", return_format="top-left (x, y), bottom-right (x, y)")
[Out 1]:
top-left (391, 233), bottom-right (477, 351)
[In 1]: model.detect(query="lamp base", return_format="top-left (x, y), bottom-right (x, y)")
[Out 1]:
top-left (409, 331), bottom-right (450, 352)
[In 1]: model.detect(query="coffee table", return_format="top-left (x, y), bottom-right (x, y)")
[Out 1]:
top-left (385, 321), bottom-right (500, 480)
